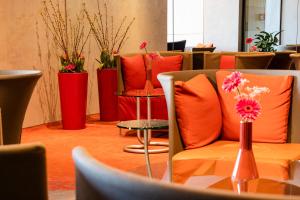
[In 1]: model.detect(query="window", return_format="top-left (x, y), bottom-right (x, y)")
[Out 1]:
top-left (167, 0), bottom-right (204, 48)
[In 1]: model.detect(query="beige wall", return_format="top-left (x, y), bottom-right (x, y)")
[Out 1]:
top-left (0, 0), bottom-right (167, 127)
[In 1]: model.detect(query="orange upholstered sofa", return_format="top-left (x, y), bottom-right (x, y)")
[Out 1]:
top-left (114, 51), bottom-right (193, 121)
top-left (158, 69), bottom-right (300, 183)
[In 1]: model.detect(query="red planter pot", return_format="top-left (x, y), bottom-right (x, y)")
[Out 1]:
top-left (97, 68), bottom-right (118, 121)
top-left (58, 72), bottom-right (88, 129)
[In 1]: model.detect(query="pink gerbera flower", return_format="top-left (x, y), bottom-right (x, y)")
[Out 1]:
top-left (236, 98), bottom-right (261, 122)
top-left (222, 71), bottom-right (242, 93)
top-left (139, 41), bottom-right (148, 50)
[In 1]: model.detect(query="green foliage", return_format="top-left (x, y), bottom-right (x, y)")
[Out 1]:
top-left (96, 50), bottom-right (116, 69)
top-left (254, 31), bottom-right (281, 52)
top-left (59, 53), bottom-right (85, 73)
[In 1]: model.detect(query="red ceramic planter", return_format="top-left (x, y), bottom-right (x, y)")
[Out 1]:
top-left (58, 72), bottom-right (88, 129)
top-left (97, 68), bottom-right (118, 121)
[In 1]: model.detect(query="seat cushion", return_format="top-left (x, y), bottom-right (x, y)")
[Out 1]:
top-left (121, 55), bottom-right (146, 91)
top-left (172, 140), bottom-right (300, 183)
top-left (219, 55), bottom-right (235, 69)
top-left (149, 55), bottom-right (183, 88)
top-left (174, 74), bottom-right (222, 149)
top-left (216, 71), bottom-right (293, 143)
top-left (118, 89), bottom-right (168, 121)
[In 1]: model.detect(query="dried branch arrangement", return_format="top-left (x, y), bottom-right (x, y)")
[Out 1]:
top-left (35, 21), bottom-right (60, 123)
top-left (84, 0), bottom-right (135, 68)
top-left (41, 0), bottom-right (91, 72)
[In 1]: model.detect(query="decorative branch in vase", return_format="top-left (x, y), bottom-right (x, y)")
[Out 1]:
top-left (41, 0), bottom-right (91, 129)
top-left (41, 0), bottom-right (90, 73)
top-left (84, 0), bottom-right (135, 69)
top-left (222, 72), bottom-right (269, 185)
top-left (84, 0), bottom-right (135, 121)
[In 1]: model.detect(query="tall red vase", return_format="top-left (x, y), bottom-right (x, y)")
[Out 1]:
top-left (232, 121), bottom-right (259, 183)
top-left (58, 72), bottom-right (88, 129)
top-left (97, 68), bottom-right (118, 121)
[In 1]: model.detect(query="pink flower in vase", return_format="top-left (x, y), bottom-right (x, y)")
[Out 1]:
top-left (236, 98), bottom-right (261, 122)
top-left (222, 71), bottom-right (269, 122)
top-left (222, 71), bottom-right (243, 92)
top-left (64, 64), bottom-right (75, 71)
top-left (139, 41), bottom-right (148, 50)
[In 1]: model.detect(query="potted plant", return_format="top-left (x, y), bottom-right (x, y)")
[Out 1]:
top-left (253, 31), bottom-right (281, 52)
top-left (85, 1), bottom-right (135, 121)
top-left (41, 0), bottom-right (90, 129)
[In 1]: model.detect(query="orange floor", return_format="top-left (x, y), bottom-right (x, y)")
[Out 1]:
top-left (21, 115), bottom-right (168, 190)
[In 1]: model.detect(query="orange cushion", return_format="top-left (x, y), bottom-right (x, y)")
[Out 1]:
top-left (172, 140), bottom-right (300, 183)
top-left (175, 74), bottom-right (222, 149)
top-left (150, 55), bottom-right (183, 88)
top-left (216, 71), bottom-right (293, 143)
top-left (121, 55), bottom-right (146, 91)
top-left (219, 55), bottom-right (235, 69)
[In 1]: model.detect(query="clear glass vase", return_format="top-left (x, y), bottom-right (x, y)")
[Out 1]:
top-left (231, 121), bottom-right (259, 185)
top-left (144, 57), bottom-right (154, 95)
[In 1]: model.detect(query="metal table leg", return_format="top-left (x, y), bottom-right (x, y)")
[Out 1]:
top-left (147, 96), bottom-right (152, 141)
top-left (143, 129), bottom-right (152, 178)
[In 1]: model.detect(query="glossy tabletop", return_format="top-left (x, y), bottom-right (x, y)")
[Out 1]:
top-left (117, 119), bottom-right (168, 130)
top-left (118, 89), bottom-right (164, 98)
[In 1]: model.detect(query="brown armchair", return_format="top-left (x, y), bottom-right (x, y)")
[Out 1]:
top-left (290, 53), bottom-right (300, 70)
top-left (158, 69), bottom-right (300, 183)
top-left (203, 52), bottom-right (275, 69)
top-left (268, 51), bottom-right (296, 69)
top-left (0, 143), bottom-right (48, 200)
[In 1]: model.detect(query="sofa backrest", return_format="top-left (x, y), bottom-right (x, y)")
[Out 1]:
top-left (115, 51), bottom-right (193, 93)
top-left (158, 69), bottom-right (300, 180)
top-left (203, 52), bottom-right (275, 69)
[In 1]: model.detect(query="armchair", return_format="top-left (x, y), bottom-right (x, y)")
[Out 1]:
top-left (0, 143), bottom-right (47, 200)
top-left (115, 51), bottom-right (193, 121)
top-left (203, 52), bottom-right (275, 69)
top-left (158, 69), bottom-right (300, 183)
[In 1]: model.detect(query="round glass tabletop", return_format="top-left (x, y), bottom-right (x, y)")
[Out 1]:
top-left (117, 119), bottom-right (168, 130)
top-left (118, 89), bottom-right (164, 97)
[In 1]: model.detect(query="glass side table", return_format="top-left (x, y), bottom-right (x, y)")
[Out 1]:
top-left (117, 119), bottom-right (168, 178)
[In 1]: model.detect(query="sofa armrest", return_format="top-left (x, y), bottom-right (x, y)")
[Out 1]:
top-left (115, 54), bottom-right (125, 94)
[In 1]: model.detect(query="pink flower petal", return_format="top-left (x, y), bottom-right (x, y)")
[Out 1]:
top-left (236, 98), bottom-right (261, 122)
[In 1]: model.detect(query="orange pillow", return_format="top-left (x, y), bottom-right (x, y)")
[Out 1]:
top-left (175, 74), bottom-right (222, 149)
top-left (149, 55), bottom-right (183, 88)
top-left (121, 55), bottom-right (146, 91)
top-left (216, 71), bottom-right (293, 143)
top-left (220, 55), bottom-right (235, 69)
